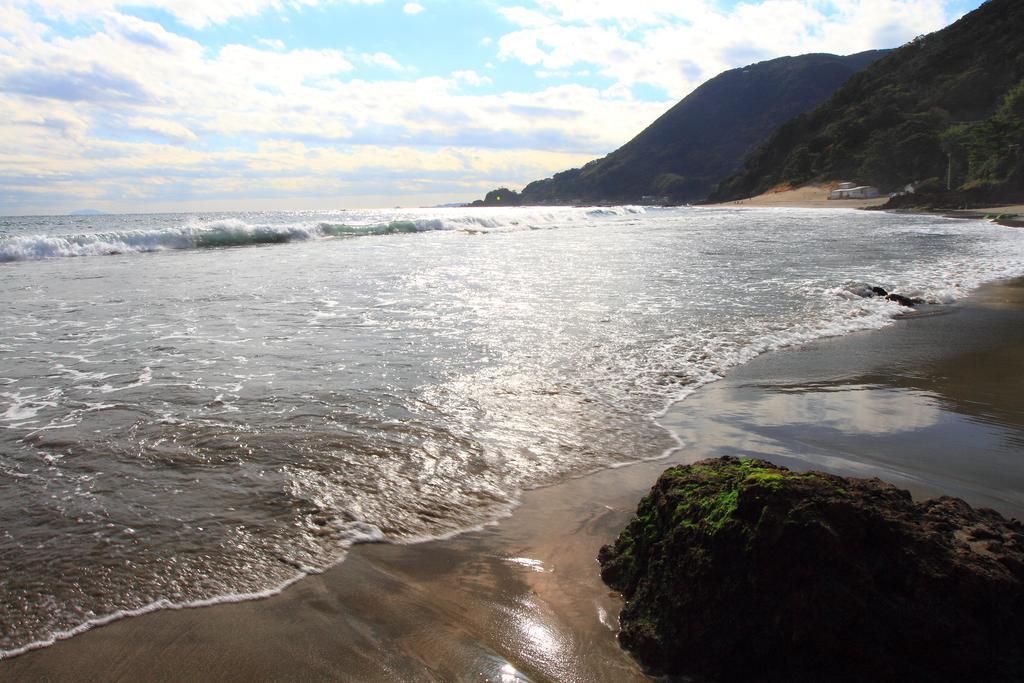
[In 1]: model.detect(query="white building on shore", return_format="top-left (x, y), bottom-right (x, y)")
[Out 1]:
top-left (828, 182), bottom-right (880, 200)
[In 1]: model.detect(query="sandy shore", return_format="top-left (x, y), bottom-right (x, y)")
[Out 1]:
top-left (3, 280), bottom-right (1024, 681)
top-left (716, 183), bottom-right (1024, 216)
top-left (717, 184), bottom-right (888, 209)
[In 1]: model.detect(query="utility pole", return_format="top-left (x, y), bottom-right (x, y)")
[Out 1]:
top-left (946, 153), bottom-right (952, 191)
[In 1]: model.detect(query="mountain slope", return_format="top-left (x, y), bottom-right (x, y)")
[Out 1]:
top-left (474, 50), bottom-right (885, 206)
top-left (710, 0), bottom-right (1024, 202)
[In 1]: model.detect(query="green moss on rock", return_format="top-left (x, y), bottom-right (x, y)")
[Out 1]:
top-left (597, 456), bottom-right (1024, 682)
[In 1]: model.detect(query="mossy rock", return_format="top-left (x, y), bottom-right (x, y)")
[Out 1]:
top-left (598, 456), bottom-right (1024, 682)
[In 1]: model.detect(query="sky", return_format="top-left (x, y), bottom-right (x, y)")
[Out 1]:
top-left (0, 0), bottom-right (985, 214)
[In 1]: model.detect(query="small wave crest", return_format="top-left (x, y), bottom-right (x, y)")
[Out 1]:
top-left (585, 206), bottom-right (647, 216)
top-left (0, 220), bottom-right (324, 263)
top-left (318, 220), bottom-right (438, 237)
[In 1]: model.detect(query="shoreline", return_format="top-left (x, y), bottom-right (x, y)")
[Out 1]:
top-left (3, 278), bottom-right (1024, 680)
top-left (707, 183), bottom-right (1024, 220)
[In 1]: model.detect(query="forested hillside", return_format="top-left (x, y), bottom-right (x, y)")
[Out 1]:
top-left (471, 51), bottom-right (884, 206)
top-left (711, 0), bottom-right (1024, 202)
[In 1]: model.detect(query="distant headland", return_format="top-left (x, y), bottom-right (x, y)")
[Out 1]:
top-left (471, 0), bottom-right (1024, 212)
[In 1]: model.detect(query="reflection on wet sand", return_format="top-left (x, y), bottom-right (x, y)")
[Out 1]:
top-left (728, 384), bottom-right (942, 434)
top-left (665, 279), bottom-right (1024, 519)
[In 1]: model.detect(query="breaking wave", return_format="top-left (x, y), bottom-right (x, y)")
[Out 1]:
top-left (0, 206), bottom-right (648, 263)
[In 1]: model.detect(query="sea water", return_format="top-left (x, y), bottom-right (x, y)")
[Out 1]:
top-left (2, 205), bottom-right (1023, 656)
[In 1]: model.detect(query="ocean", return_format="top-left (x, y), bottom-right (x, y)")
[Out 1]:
top-left (2, 205), bottom-right (1023, 657)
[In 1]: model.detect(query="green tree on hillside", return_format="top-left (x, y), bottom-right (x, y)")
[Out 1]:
top-left (941, 80), bottom-right (1024, 190)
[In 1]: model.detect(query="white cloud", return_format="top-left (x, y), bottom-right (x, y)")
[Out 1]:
top-left (498, 6), bottom-right (552, 28)
top-left (217, 44), bottom-right (354, 82)
top-left (497, 0), bottom-right (964, 97)
top-left (257, 38), bottom-right (285, 50)
top-left (0, 5), bottom-right (670, 213)
top-left (20, 0), bottom-right (387, 29)
top-left (360, 51), bottom-right (406, 70)
top-left (403, 2), bottom-right (425, 15)
top-left (123, 116), bottom-right (198, 141)
top-left (452, 70), bottom-right (492, 87)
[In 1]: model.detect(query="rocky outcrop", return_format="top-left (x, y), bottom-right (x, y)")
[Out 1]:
top-left (598, 457), bottom-right (1024, 682)
top-left (468, 188), bottom-right (522, 207)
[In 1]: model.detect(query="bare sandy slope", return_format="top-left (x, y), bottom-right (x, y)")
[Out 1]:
top-left (717, 184), bottom-right (888, 209)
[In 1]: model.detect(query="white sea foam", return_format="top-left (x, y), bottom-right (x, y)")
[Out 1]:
top-left (0, 390), bottom-right (62, 424)
top-left (0, 520), bottom-right (386, 661)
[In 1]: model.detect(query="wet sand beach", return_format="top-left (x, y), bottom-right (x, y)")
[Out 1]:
top-left (3, 278), bottom-right (1024, 682)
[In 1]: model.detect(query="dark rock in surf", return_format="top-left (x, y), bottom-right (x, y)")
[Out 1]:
top-left (863, 285), bottom-right (925, 307)
top-left (885, 292), bottom-right (926, 307)
top-left (598, 456), bottom-right (1024, 682)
